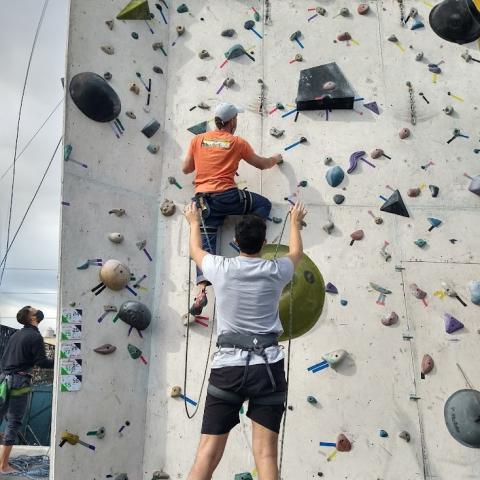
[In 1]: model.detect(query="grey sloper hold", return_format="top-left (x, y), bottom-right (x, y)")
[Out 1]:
top-left (114, 475), bottom-right (128, 480)
top-left (108, 233), bottom-right (124, 244)
top-left (152, 471), bottom-right (170, 479)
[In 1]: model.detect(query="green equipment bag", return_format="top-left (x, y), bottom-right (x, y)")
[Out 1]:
top-left (0, 378), bottom-right (8, 407)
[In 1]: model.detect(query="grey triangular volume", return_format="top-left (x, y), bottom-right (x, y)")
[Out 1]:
top-left (380, 190), bottom-right (409, 217)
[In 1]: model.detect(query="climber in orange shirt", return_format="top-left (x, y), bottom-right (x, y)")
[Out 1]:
top-left (182, 102), bottom-right (283, 316)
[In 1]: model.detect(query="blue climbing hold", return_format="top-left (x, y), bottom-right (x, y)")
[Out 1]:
top-left (379, 429), bottom-right (388, 438)
top-left (469, 281), bottom-right (480, 305)
top-left (326, 165), bottom-right (345, 187)
top-left (340, 299), bottom-right (348, 306)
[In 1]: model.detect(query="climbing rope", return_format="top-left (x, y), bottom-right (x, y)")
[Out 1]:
top-left (8, 455), bottom-right (50, 479)
top-left (183, 212), bottom-right (217, 419)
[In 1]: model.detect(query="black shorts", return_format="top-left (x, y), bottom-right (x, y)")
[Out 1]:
top-left (201, 359), bottom-right (287, 435)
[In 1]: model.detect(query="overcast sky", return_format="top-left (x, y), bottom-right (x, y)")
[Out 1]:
top-left (0, 0), bottom-right (68, 333)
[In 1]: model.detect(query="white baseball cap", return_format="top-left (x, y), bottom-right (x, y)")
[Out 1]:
top-left (214, 102), bottom-right (244, 122)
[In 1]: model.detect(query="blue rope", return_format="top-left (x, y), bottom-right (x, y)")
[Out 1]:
top-left (8, 455), bottom-right (49, 479)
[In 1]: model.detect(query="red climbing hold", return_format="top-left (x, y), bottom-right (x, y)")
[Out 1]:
top-left (336, 433), bottom-right (352, 452)
top-left (421, 354), bottom-right (434, 375)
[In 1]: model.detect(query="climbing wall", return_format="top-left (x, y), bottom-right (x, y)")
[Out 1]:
top-left (56, 1), bottom-right (480, 479)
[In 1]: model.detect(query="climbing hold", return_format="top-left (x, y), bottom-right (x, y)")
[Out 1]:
top-left (399, 128), bottom-right (411, 139)
top-left (381, 311), bottom-right (398, 326)
top-left (350, 229), bottom-right (364, 245)
top-left (357, 3), bottom-right (369, 15)
top-left (117, 0), bottom-right (151, 20)
top-left (234, 474), bottom-right (253, 480)
top-left (323, 81), bottom-right (337, 90)
top-left (326, 166), bottom-right (345, 187)
top-left (388, 34), bottom-right (398, 43)
top-left (153, 66), bottom-right (163, 74)
top-left (335, 7), bottom-right (350, 18)
top-left (294, 53), bottom-right (303, 62)
top-left (131, 32), bottom-right (139, 39)
top-left (101, 45), bottom-right (115, 55)
top-left (129, 83), bottom-right (140, 95)
top-left (108, 233), bottom-right (124, 244)
top-left (105, 20), bottom-right (114, 30)
top-left (322, 349), bottom-right (347, 367)
top-left (421, 354), bottom-right (434, 375)
top-left (269, 127), bottom-right (284, 138)
top-left (141, 119), bottom-right (161, 138)
top-left (316, 6), bottom-right (327, 15)
top-left (100, 259), bottom-right (131, 291)
top-left (69, 72), bottom-right (121, 122)
top-left (380, 190), bottom-right (409, 218)
top-left (152, 42), bottom-right (165, 52)
top-left (177, 3), bottom-right (188, 13)
top-left (429, 185), bottom-right (439, 197)
top-left (336, 434), bottom-right (352, 452)
top-left (197, 76), bottom-right (207, 81)
top-left (324, 156), bottom-right (333, 165)
top-left (290, 30), bottom-right (301, 41)
top-left (363, 101), bottom-right (380, 115)
top-left (109, 208), bottom-right (125, 216)
top-left (323, 222), bottom-right (335, 235)
top-left (398, 431), bottom-right (411, 442)
top-left (429, 64), bottom-right (442, 74)
top-left (114, 474), bottom-right (128, 480)
top-left (444, 389), bottom-right (480, 448)
top-left (104, 72), bottom-right (112, 81)
top-left (337, 32), bottom-right (351, 42)
top-left (93, 344), bottom-right (117, 355)
top-left (152, 472), bottom-right (170, 480)
top-left (444, 313), bottom-right (464, 333)
top-left (127, 343), bottom-right (145, 362)
top-left (414, 239), bottom-right (427, 248)
top-left (298, 180), bottom-right (308, 188)
top-left (340, 299), bottom-right (348, 306)
top-left (187, 121), bottom-right (208, 135)
top-left (408, 188), bottom-right (421, 197)
top-left (410, 283), bottom-right (427, 300)
top-left (415, 51), bottom-right (424, 61)
top-left (444, 105), bottom-right (454, 115)
top-left (170, 386), bottom-right (182, 398)
top-left (468, 175), bottom-right (480, 195)
top-left (223, 77), bottom-right (235, 88)
top-left (244, 20), bottom-right (256, 30)
top-left (225, 44), bottom-right (247, 60)
top-left (325, 282), bottom-right (338, 294)
top-left (272, 217), bottom-right (282, 224)
top-left (371, 149), bottom-right (384, 159)
top-left (333, 194), bottom-right (345, 205)
top-left (160, 199), bottom-right (176, 217)
top-left (379, 430), bottom-right (389, 438)
top-left (118, 301), bottom-right (151, 331)
top-left (147, 144), bottom-right (159, 154)
top-left (125, 111), bottom-right (136, 119)
top-left (198, 49), bottom-right (210, 59)
top-left (469, 280), bottom-right (480, 305)
top-left (427, 217), bottom-right (442, 231)
top-left (307, 395), bottom-right (318, 404)
top-left (176, 25), bottom-right (185, 36)
top-left (221, 29), bottom-right (235, 37)
top-left (197, 102), bottom-right (210, 110)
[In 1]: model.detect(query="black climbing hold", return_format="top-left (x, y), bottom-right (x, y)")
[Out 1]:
top-left (221, 29), bottom-right (236, 37)
top-left (131, 32), bottom-right (139, 39)
top-left (429, 184), bottom-right (439, 197)
top-left (104, 72), bottom-right (112, 81)
top-left (177, 3), bottom-right (188, 13)
top-left (380, 190), bottom-right (410, 217)
top-left (153, 66), bottom-right (163, 74)
top-left (444, 389), bottom-right (480, 448)
top-left (118, 301), bottom-right (152, 330)
top-left (69, 72), bottom-right (121, 122)
top-left (244, 20), bottom-right (255, 30)
top-left (333, 194), bottom-right (345, 204)
top-left (141, 119), bottom-right (161, 138)
top-left (187, 121), bottom-right (208, 135)
top-left (296, 63), bottom-right (355, 111)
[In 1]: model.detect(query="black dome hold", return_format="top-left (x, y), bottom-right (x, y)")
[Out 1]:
top-left (118, 301), bottom-right (152, 331)
top-left (69, 72), bottom-right (121, 122)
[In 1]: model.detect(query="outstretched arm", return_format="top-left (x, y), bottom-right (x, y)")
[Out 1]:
top-left (244, 152), bottom-right (283, 170)
top-left (185, 202), bottom-right (208, 267)
top-left (286, 202), bottom-right (307, 269)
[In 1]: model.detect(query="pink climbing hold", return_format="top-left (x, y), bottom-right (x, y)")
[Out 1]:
top-left (399, 128), bottom-right (411, 139)
top-left (381, 311), bottom-right (398, 326)
top-left (444, 313), bottom-right (464, 334)
top-left (410, 283), bottom-right (426, 299)
top-left (408, 187), bottom-right (421, 197)
top-left (336, 433), bottom-right (352, 452)
top-left (350, 229), bottom-right (364, 245)
top-left (421, 354), bottom-right (434, 375)
top-left (357, 3), bottom-right (369, 15)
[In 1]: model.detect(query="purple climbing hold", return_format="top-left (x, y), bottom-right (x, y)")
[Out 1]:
top-left (347, 151), bottom-right (366, 174)
top-left (444, 313), bottom-right (464, 334)
top-left (468, 175), bottom-right (480, 195)
top-left (325, 282), bottom-right (338, 294)
top-left (363, 101), bottom-right (379, 115)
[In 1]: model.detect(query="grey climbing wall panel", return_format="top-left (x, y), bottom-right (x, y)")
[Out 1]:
top-left (57, 1), bottom-right (480, 479)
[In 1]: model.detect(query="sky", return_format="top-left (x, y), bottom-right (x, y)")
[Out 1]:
top-left (0, 0), bottom-right (68, 333)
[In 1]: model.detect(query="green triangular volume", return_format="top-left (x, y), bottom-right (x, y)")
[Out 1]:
top-left (187, 121), bottom-right (208, 135)
top-left (117, 0), bottom-right (151, 20)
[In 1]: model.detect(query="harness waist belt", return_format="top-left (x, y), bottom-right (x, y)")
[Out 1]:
top-left (217, 333), bottom-right (279, 351)
top-left (207, 383), bottom-right (286, 406)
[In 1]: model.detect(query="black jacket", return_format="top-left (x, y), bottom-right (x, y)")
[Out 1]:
top-left (1, 324), bottom-right (54, 374)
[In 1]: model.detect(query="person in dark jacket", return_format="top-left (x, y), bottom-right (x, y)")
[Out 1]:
top-left (0, 306), bottom-right (54, 473)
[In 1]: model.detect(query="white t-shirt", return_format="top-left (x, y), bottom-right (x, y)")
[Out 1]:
top-left (201, 254), bottom-right (295, 368)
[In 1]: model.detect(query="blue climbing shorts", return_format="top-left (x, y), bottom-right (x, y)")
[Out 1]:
top-left (201, 360), bottom-right (286, 435)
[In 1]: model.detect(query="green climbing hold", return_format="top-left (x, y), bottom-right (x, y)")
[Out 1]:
top-left (261, 244), bottom-right (325, 341)
top-left (225, 44), bottom-right (246, 60)
top-left (177, 3), bottom-right (188, 13)
top-left (234, 474), bottom-right (253, 480)
top-left (117, 0), bottom-right (151, 20)
top-left (127, 343), bottom-right (142, 359)
top-left (188, 121), bottom-right (208, 135)
top-left (253, 11), bottom-right (260, 21)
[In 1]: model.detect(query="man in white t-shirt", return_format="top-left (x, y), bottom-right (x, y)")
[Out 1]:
top-left (185, 201), bottom-right (307, 480)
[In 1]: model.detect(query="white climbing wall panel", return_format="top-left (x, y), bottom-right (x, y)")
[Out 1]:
top-left (56, 1), bottom-right (480, 479)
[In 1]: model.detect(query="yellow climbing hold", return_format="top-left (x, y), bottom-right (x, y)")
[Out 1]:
top-left (117, 0), bottom-right (151, 20)
top-left (434, 290), bottom-right (446, 299)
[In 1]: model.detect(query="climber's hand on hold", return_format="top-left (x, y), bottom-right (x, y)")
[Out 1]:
top-left (184, 202), bottom-right (201, 226)
top-left (290, 201), bottom-right (307, 227)
top-left (272, 153), bottom-right (283, 166)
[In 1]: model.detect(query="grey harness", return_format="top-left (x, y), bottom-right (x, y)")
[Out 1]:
top-left (207, 333), bottom-right (286, 406)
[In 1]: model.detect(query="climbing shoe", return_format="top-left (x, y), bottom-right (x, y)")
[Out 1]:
top-left (190, 288), bottom-right (208, 316)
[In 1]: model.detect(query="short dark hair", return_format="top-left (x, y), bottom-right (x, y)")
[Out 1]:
top-left (235, 215), bottom-right (266, 254)
top-left (215, 116), bottom-right (226, 129)
top-left (17, 306), bottom-right (32, 325)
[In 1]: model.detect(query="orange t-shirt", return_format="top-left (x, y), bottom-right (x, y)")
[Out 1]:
top-left (187, 131), bottom-right (254, 193)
